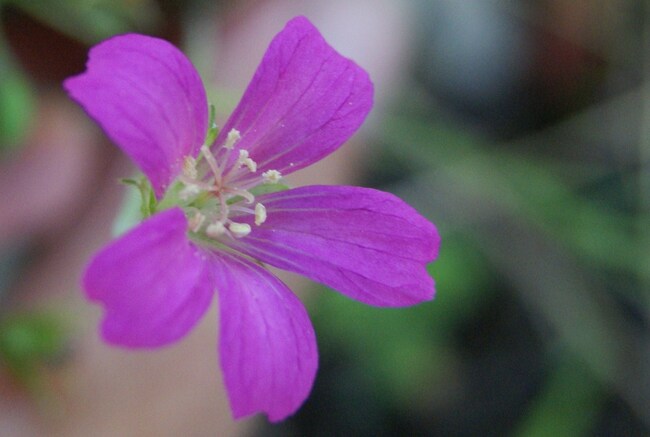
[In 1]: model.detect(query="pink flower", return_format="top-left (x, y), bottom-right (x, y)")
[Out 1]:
top-left (64, 16), bottom-right (439, 421)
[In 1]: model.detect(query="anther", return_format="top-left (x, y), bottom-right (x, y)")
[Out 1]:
top-left (238, 150), bottom-right (257, 173)
top-left (224, 129), bottom-right (241, 149)
top-left (262, 169), bottom-right (282, 184)
top-left (228, 222), bottom-right (251, 238)
top-left (254, 203), bottom-right (267, 226)
top-left (206, 221), bottom-right (226, 238)
top-left (183, 156), bottom-right (198, 179)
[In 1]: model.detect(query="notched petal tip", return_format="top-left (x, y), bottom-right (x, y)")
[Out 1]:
top-left (83, 208), bottom-right (214, 348)
top-left (65, 34), bottom-right (208, 198)
top-left (210, 252), bottom-right (318, 422)
top-left (218, 15), bottom-right (374, 185)
top-left (224, 185), bottom-right (439, 307)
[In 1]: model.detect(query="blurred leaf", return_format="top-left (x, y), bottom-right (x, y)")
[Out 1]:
top-left (0, 53), bottom-right (35, 152)
top-left (513, 355), bottom-right (603, 437)
top-left (426, 233), bottom-right (494, 331)
top-left (311, 234), bottom-right (495, 406)
top-left (10, 0), bottom-right (161, 44)
top-left (0, 311), bottom-right (67, 387)
top-left (382, 116), bottom-right (648, 281)
top-left (0, 246), bottom-right (28, 304)
top-left (313, 293), bottom-right (453, 407)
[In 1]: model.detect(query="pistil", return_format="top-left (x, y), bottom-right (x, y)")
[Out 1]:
top-left (178, 128), bottom-right (277, 242)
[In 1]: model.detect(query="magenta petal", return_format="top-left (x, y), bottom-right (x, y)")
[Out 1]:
top-left (228, 185), bottom-right (439, 307)
top-left (64, 34), bottom-right (208, 197)
top-left (217, 16), bottom-right (373, 185)
top-left (209, 252), bottom-right (318, 422)
top-left (83, 208), bottom-right (213, 347)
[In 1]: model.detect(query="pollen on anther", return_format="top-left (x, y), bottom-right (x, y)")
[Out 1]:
top-left (224, 129), bottom-right (241, 149)
top-left (262, 169), bottom-right (282, 184)
top-left (228, 222), bottom-right (251, 238)
top-left (206, 221), bottom-right (226, 238)
top-left (238, 150), bottom-right (257, 173)
top-left (254, 203), bottom-right (267, 226)
top-left (183, 156), bottom-right (198, 179)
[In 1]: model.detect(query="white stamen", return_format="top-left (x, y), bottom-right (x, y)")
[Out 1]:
top-left (225, 187), bottom-right (255, 204)
top-left (183, 156), bottom-right (198, 179)
top-left (206, 221), bottom-right (226, 238)
top-left (262, 169), bottom-right (282, 184)
top-left (201, 144), bottom-right (221, 181)
top-left (188, 212), bottom-right (206, 232)
top-left (228, 222), bottom-right (251, 238)
top-left (224, 129), bottom-right (241, 149)
top-left (175, 127), bottom-right (265, 241)
top-left (237, 149), bottom-right (257, 173)
top-left (229, 205), bottom-right (255, 214)
top-left (254, 203), bottom-right (267, 226)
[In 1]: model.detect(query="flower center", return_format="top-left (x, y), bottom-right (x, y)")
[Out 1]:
top-left (176, 129), bottom-right (280, 241)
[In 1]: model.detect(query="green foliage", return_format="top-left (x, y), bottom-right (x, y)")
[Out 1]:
top-left (291, 103), bottom-right (648, 432)
top-left (0, 312), bottom-right (67, 388)
top-left (0, 29), bottom-right (35, 154)
top-left (8, 0), bottom-right (161, 43)
top-left (382, 116), bottom-right (647, 281)
top-left (513, 355), bottom-right (603, 437)
top-left (0, 68), bottom-right (34, 152)
top-left (310, 234), bottom-right (494, 409)
top-left (352, 109), bottom-right (648, 432)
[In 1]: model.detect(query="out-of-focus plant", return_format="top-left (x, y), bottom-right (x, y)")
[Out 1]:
top-left (382, 109), bottom-right (647, 433)
top-left (0, 0), bottom-right (163, 395)
top-left (4, 0), bottom-right (161, 44)
top-left (0, 56), bottom-right (33, 153)
top-left (0, 312), bottom-right (67, 390)
top-left (260, 79), bottom-right (648, 436)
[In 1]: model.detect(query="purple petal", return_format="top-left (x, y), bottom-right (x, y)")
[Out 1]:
top-left (227, 185), bottom-right (439, 307)
top-left (209, 251), bottom-right (317, 422)
top-left (83, 208), bottom-right (213, 347)
top-left (216, 16), bottom-right (373, 186)
top-left (64, 34), bottom-right (208, 197)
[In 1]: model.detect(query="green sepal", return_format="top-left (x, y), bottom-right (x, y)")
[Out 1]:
top-left (204, 104), bottom-right (219, 147)
top-left (112, 183), bottom-right (143, 236)
top-left (120, 176), bottom-right (157, 218)
top-left (250, 182), bottom-right (291, 197)
top-left (113, 176), bottom-right (158, 235)
top-left (145, 183), bottom-right (157, 217)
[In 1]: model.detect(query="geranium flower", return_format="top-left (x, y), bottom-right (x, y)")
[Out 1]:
top-left (64, 16), bottom-right (439, 421)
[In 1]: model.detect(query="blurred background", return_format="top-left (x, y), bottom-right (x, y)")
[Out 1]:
top-left (0, 0), bottom-right (648, 435)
